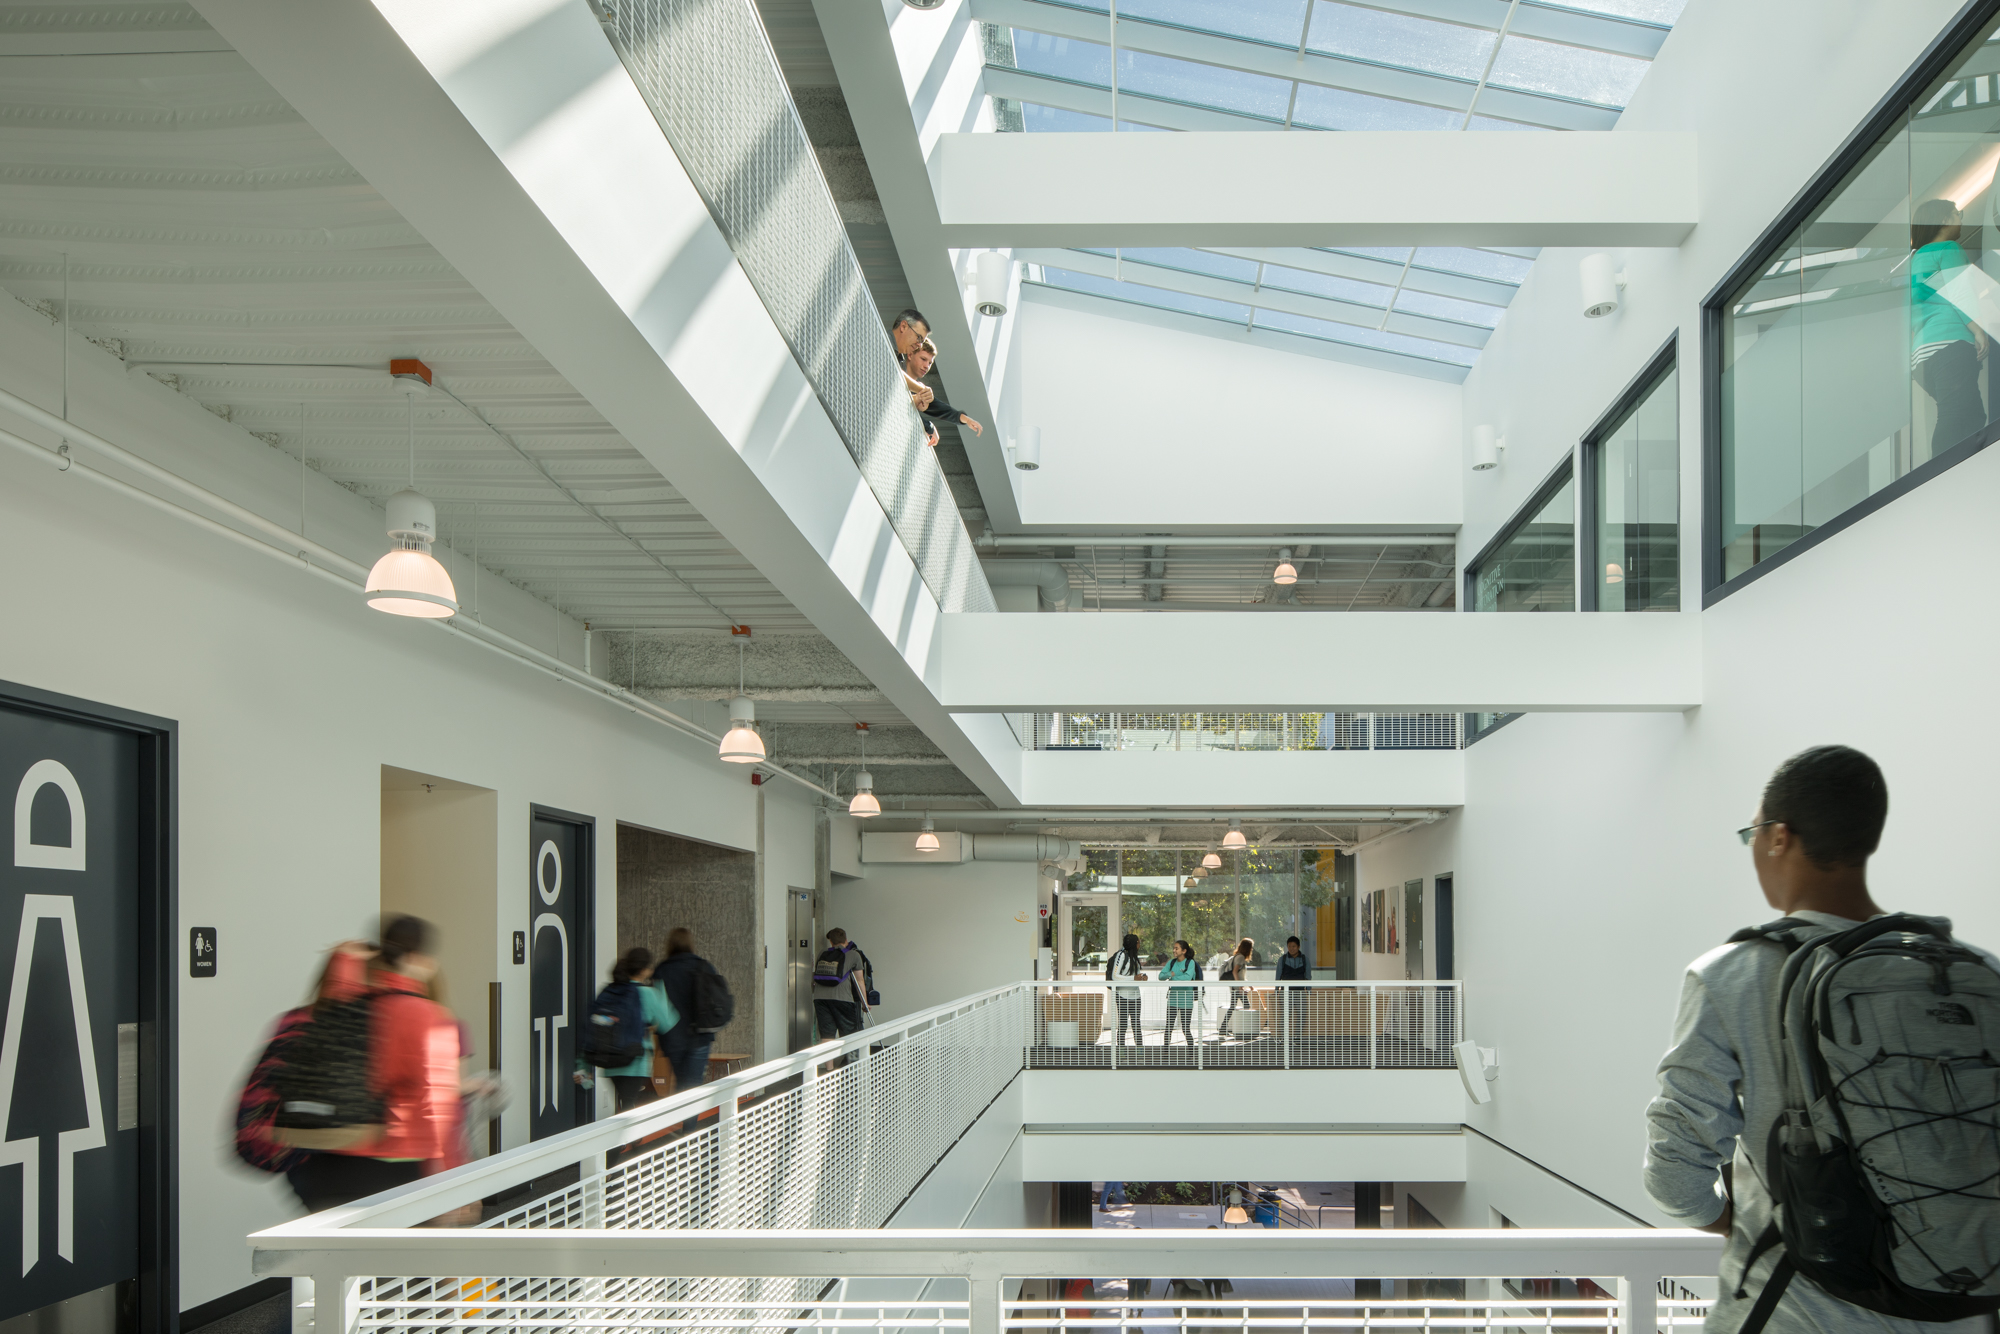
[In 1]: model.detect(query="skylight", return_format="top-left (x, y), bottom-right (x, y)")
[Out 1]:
top-left (985, 0), bottom-right (1686, 378)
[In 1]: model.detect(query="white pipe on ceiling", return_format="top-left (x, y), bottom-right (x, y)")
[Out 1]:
top-left (979, 535), bottom-right (1455, 549)
top-left (0, 390), bottom-right (841, 804)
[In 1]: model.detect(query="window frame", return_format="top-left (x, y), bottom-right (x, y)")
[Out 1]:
top-left (1578, 334), bottom-right (1679, 613)
top-left (1700, 0), bottom-right (2000, 607)
top-left (1462, 451), bottom-right (1578, 613)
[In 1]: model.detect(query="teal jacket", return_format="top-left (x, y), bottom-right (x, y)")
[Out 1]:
top-left (1912, 240), bottom-right (1977, 348)
top-left (1158, 956), bottom-right (1202, 1009)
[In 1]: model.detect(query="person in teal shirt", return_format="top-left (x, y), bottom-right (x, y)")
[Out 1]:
top-left (1910, 198), bottom-right (1990, 457)
top-left (576, 947), bottom-right (680, 1112)
top-left (1158, 939), bottom-right (1202, 1048)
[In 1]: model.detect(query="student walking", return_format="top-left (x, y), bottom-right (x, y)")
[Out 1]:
top-left (1274, 934), bottom-right (1312, 1042)
top-left (1644, 746), bottom-right (2000, 1334)
top-left (653, 927), bottom-right (733, 1110)
top-left (812, 928), bottom-right (874, 1039)
top-left (1218, 938), bottom-right (1253, 1038)
top-left (1105, 933), bottom-right (1147, 1048)
top-left (578, 947), bottom-right (679, 1113)
top-left (1159, 940), bottom-right (1202, 1047)
top-left (282, 916), bottom-right (464, 1213)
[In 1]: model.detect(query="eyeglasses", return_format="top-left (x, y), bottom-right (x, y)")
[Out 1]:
top-left (1736, 820), bottom-right (1778, 846)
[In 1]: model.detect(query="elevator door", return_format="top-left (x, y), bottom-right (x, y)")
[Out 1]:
top-left (786, 889), bottom-right (814, 1052)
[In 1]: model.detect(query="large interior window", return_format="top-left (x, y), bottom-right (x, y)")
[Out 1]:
top-left (1467, 464), bottom-right (1575, 612)
top-left (1713, 15), bottom-right (2000, 592)
top-left (1583, 352), bottom-right (1679, 611)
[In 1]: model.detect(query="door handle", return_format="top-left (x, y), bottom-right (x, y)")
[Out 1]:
top-left (117, 1022), bottom-right (138, 1131)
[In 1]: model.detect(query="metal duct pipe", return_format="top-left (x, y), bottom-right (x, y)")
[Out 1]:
top-left (994, 809), bottom-right (1448, 823)
top-left (980, 559), bottom-right (1070, 610)
top-left (972, 834), bottom-right (1083, 861)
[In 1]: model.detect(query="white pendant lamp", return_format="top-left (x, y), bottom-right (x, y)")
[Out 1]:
top-left (1605, 562), bottom-right (1625, 584)
top-left (1201, 851), bottom-right (1222, 870)
top-left (1222, 818), bottom-right (1247, 850)
top-left (718, 642), bottom-right (766, 763)
top-left (1272, 548), bottom-right (1298, 586)
top-left (915, 811), bottom-right (940, 852)
top-left (849, 723), bottom-right (881, 817)
top-left (1223, 1187), bottom-right (1250, 1226)
top-left (364, 382), bottom-right (459, 618)
top-left (974, 252), bottom-right (1010, 317)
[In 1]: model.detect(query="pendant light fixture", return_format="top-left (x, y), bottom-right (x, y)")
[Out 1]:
top-left (1191, 865), bottom-right (1209, 879)
top-left (1223, 1187), bottom-right (1250, 1226)
top-left (718, 642), bottom-right (766, 763)
top-left (1605, 562), bottom-right (1625, 584)
top-left (364, 376), bottom-right (460, 618)
top-left (914, 810), bottom-right (940, 852)
top-left (1272, 548), bottom-right (1298, 586)
top-left (1201, 851), bottom-right (1222, 870)
top-left (1222, 818), bottom-right (1247, 850)
top-left (848, 723), bottom-right (881, 817)
top-left (1183, 876), bottom-right (1199, 889)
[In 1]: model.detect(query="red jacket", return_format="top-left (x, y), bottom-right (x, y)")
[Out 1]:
top-left (322, 956), bottom-right (463, 1168)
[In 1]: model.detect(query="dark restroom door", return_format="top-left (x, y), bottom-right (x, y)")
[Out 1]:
top-left (528, 807), bottom-right (593, 1141)
top-left (0, 684), bottom-right (173, 1334)
top-left (1434, 875), bottom-right (1454, 980)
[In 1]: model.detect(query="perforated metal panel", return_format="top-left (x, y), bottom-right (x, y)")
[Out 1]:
top-left (1029, 714), bottom-right (1463, 751)
top-left (599, 0), bottom-right (994, 615)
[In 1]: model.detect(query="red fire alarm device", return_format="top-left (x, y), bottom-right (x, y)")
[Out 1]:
top-left (390, 357), bottom-right (433, 385)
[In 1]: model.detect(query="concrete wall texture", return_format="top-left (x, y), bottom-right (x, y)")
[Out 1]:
top-left (617, 824), bottom-right (761, 1061)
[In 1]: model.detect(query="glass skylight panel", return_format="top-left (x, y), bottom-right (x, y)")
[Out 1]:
top-left (1253, 309), bottom-right (1478, 365)
top-left (1041, 267), bottom-right (1253, 323)
top-left (1330, 246), bottom-right (1416, 264)
top-left (1098, 0), bottom-right (1312, 47)
top-left (1392, 289), bottom-right (1504, 326)
top-left (1117, 48), bottom-right (1294, 119)
top-left (1414, 247), bottom-right (1534, 283)
top-left (1469, 115), bottom-right (1550, 132)
top-left (1305, 1), bottom-right (1496, 81)
top-left (1258, 262), bottom-right (1392, 306)
top-left (1120, 247), bottom-right (1263, 282)
top-left (1290, 83), bottom-right (1458, 131)
top-left (1014, 29), bottom-right (1110, 84)
top-left (1488, 34), bottom-right (1650, 107)
top-left (1557, 0), bottom-right (1684, 22)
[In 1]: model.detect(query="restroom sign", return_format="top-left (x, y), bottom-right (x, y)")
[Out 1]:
top-left (189, 928), bottom-right (215, 978)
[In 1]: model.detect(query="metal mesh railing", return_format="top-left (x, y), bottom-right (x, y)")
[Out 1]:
top-left (1026, 714), bottom-right (1463, 751)
top-left (1027, 982), bottom-right (1460, 1071)
top-left (1008, 1295), bottom-right (1712, 1332)
top-left (600, 0), bottom-right (993, 615)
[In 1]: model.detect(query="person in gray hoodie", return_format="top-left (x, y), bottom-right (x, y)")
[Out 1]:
top-left (1643, 745), bottom-right (1997, 1334)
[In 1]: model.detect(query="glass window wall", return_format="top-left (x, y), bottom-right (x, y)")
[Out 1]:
top-left (1118, 849), bottom-right (1179, 966)
top-left (1716, 18), bottom-right (2000, 588)
top-left (1469, 467), bottom-right (1575, 611)
top-left (1586, 360), bottom-right (1679, 611)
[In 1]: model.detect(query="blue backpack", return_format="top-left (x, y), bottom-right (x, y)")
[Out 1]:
top-left (581, 980), bottom-right (646, 1068)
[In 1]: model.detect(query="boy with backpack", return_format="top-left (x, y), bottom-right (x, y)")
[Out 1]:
top-left (651, 927), bottom-right (734, 1121)
top-left (1644, 746), bottom-right (2000, 1334)
top-left (812, 928), bottom-right (873, 1039)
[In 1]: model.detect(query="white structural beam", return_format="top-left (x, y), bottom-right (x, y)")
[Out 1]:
top-left (1018, 749), bottom-right (1463, 809)
top-left (931, 131), bottom-right (1698, 249)
top-left (940, 613), bottom-right (1701, 712)
top-left (190, 0), bottom-right (1024, 804)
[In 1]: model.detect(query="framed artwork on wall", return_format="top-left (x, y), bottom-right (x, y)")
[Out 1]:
top-left (1360, 890), bottom-right (1373, 951)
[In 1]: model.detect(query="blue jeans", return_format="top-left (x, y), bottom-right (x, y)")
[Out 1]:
top-left (1101, 1181), bottom-right (1128, 1209)
top-left (662, 1030), bottom-right (712, 1129)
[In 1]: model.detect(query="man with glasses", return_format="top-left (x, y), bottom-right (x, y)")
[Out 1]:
top-left (1643, 746), bottom-right (1996, 1334)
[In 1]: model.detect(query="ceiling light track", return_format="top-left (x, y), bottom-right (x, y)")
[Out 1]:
top-left (0, 386), bottom-right (837, 803)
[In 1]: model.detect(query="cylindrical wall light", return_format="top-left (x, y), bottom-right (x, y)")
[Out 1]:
top-left (1472, 424), bottom-right (1505, 472)
top-left (1581, 253), bottom-right (1625, 318)
top-left (1014, 425), bottom-right (1041, 471)
top-left (975, 252), bottom-right (1010, 317)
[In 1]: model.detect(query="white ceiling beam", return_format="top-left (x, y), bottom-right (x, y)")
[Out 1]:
top-left (932, 130), bottom-right (1697, 248)
top-left (938, 612), bottom-right (1700, 712)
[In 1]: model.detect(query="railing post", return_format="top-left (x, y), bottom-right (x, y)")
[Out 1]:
top-left (310, 1272), bottom-right (357, 1334)
top-left (1281, 983), bottom-right (1290, 1070)
top-left (1368, 985), bottom-right (1378, 1070)
top-left (581, 1144), bottom-right (606, 1227)
top-left (1618, 1274), bottom-right (1659, 1334)
top-left (970, 1276), bottom-right (1002, 1334)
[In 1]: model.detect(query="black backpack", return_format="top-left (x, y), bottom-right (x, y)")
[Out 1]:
top-left (692, 960), bottom-right (735, 1032)
top-left (1729, 913), bottom-right (2000, 1332)
top-left (580, 980), bottom-right (646, 1068)
top-left (269, 993), bottom-right (385, 1148)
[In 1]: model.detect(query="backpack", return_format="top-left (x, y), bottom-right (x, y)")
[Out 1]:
top-left (268, 992), bottom-right (385, 1149)
top-left (580, 980), bottom-right (646, 1068)
top-left (1729, 913), bottom-right (2000, 1332)
top-left (691, 960), bottom-right (735, 1032)
top-left (234, 1008), bottom-right (312, 1173)
top-left (811, 948), bottom-right (849, 989)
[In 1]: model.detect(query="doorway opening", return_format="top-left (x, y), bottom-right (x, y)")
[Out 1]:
top-left (380, 767), bottom-right (498, 1150)
top-left (616, 825), bottom-right (758, 1070)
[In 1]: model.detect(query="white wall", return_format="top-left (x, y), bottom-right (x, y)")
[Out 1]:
top-left (1012, 294), bottom-right (1463, 529)
top-left (1426, 0), bottom-right (2000, 1232)
top-left (832, 859), bottom-right (1039, 1022)
top-left (0, 299), bottom-right (811, 1309)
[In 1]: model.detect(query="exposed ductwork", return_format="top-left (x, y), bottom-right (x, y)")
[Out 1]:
top-left (971, 834), bottom-right (1083, 862)
top-left (861, 832), bottom-right (1082, 864)
top-left (980, 559), bottom-right (1070, 611)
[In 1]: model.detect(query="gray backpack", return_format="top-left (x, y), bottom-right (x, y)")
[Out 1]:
top-left (1729, 913), bottom-right (2000, 1331)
